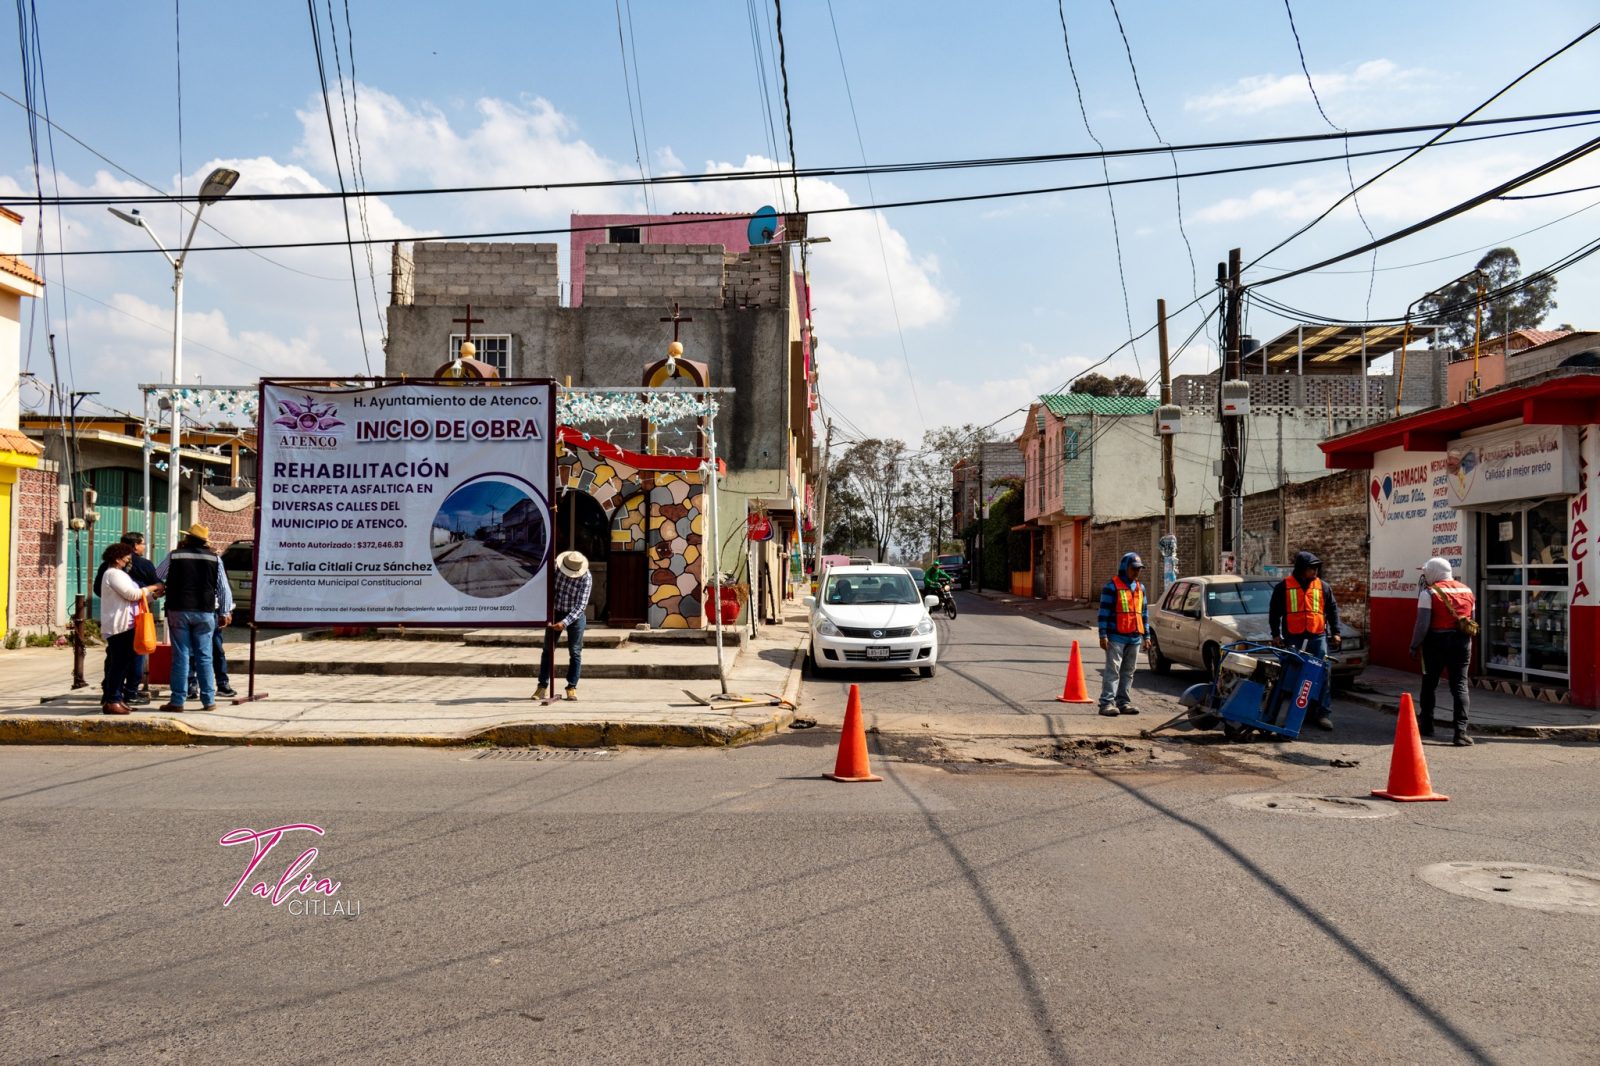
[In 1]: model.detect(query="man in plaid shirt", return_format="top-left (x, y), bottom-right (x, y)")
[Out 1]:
top-left (536, 551), bottom-right (592, 701)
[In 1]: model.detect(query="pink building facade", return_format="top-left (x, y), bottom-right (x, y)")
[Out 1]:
top-left (570, 214), bottom-right (752, 306)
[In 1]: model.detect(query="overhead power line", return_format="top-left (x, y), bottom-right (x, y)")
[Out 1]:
top-left (16, 108), bottom-right (1600, 208)
top-left (1246, 18), bottom-right (1600, 271)
top-left (30, 117), bottom-right (1600, 259)
top-left (1248, 132), bottom-right (1600, 287)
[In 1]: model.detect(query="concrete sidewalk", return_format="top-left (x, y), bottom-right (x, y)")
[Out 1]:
top-left (0, 624), bottom-right (805, 748)
top-left (972, 587), bottom-right (1097, 628)
top-left (1344, 664), bottom-right (1600, 740)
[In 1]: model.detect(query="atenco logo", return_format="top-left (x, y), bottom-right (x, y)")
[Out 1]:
top-left (1295, 680), bottom-right (1314, 710)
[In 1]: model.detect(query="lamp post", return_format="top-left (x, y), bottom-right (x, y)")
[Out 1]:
top-left (109, 166), bottom-right (239, 547)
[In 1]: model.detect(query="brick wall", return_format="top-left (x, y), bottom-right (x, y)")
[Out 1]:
top-left (1090, 514), bottom-right (1206, 593)
top-left (197, 489), bottom-right (255, 550)
top-left (409, 242), bottom-right (560, 307)
top-left (12, 464), bottom-right (62, 628)
top-left (1229, 470), bottom-right (1369, 630)
top-left (584, 244), bottom-right (726, 309)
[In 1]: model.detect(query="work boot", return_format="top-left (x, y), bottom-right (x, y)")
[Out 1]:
top-left (101, 703), bottom-right (131, 715)
top-left (533, 685), bottom-right (548, 701)
top-left (1417, 708), bottom-right (1435, 737)
top-left (1098, 705), bottom-right (1119, 718)
top-left (564, 687), bottom-right (579, 702)
top-left (1453, 724), bottom-right (1474, 747)
top-left (1313, 715), bottom-right (1334, 731)
top-left (1118, 705), bottom-right (1140, 716)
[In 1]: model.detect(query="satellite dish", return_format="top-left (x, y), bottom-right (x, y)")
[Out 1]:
top-left (747, 205), bottom-right (779, 246)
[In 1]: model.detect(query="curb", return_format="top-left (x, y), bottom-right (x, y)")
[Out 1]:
top-left (1342, 688), bottom-right (1600, 741)
top-left (0, 711), bottom-right (790, 749)
top-left (248, 660), bottom-right (723, 680)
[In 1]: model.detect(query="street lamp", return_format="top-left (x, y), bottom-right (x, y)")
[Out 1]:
top-left (109, 165), bottom-right (240, 547)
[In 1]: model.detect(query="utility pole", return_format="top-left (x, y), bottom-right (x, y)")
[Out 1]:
top-left (1157, 299), bottom-right (1175, 596)
top-left (1219, 248), bottom-right (1243, 572)
top-left (974, 450), bottom-right (984, 591)
top-left (812, 418), bottom-right (833, 589)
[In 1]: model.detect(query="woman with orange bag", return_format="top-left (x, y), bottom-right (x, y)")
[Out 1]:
top-left (98, 542), bottom-right (163, 715)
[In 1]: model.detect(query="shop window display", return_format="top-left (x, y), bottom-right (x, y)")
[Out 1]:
top-left (1481, 500), bottom-right (1571, 681)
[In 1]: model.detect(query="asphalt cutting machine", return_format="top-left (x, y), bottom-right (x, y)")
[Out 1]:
top-left (1142, 640), bottom-right (1329, 742)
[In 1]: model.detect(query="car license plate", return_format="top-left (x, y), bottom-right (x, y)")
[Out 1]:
top-left (865, 646), bottom-right (891, 660)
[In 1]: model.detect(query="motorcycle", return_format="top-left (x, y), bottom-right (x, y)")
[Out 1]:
top-left (933, 579), bottom-right (958, 620)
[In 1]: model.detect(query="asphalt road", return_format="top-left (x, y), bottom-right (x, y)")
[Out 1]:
top-left (4, 708), bottom-right (1599, 1063)
top-left (432, 538), bottom-right (536, 598)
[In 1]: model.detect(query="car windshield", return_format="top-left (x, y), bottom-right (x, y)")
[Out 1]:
top-left (936, 555), bottom-right (963, 567)
top-left (1204, 581), bottom-right (1273, 616)
top-left (823, 572), bottom-right (921, 605)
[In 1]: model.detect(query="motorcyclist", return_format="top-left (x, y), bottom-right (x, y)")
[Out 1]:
top-left (924, 559), bottom-right (954, 597)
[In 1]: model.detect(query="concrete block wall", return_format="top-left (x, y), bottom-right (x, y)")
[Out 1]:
top-left (723, 246), bottom-right (785, 308)
top-left (410, 242), bottom-right (560, 307)
top-left (12, 463), bottom-right (62, 629)
top-left (1507, 334), bottom-right (1600, 382)
top-left (1060, 415), bottom-right (1093, 516)
top-left (584, 244), bottom-right (726, 309)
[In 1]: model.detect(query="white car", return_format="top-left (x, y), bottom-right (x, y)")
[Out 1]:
top-left (804, 564), bottom-right (941, 678)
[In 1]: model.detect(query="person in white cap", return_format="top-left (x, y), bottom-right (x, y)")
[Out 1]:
top-left (535, 551), bottom-right (591, 701)
top-left (1409, 556), bottom-right (1477, 746)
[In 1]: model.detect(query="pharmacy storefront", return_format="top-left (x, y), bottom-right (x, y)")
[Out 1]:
top-left (1322, 373), bottom-right (1600, 707)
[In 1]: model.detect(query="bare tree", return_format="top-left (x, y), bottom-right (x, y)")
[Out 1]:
top-left (832, 438), bottom-right (906, 561)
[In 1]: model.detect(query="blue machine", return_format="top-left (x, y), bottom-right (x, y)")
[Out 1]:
top-left (1143, 640), bottom-right (1329, 742)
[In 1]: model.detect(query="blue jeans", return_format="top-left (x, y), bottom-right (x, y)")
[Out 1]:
top-left (169, 610), bottom-right (217, 707)
top-left (539, 615), bottom-right (585, 689)
top-left (1285, 632), bottom-right (1332, 718)
top-left (189, 614), bottom-right (229, 688)
top-left (1099, 638), bottom-right (1141, 709)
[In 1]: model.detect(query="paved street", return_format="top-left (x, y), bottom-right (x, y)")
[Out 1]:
top-left (432, 538), bottom-right (537, 598)
top-left (4, 593), bottom-right (1599, 1064)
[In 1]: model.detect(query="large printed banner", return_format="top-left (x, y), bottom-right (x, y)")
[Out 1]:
top-left (255, 380), bottom-right (554, 625)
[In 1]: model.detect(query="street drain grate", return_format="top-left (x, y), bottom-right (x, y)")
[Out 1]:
top-left (470, 748), bottom-right (616, 762)
top-left (1225, 793), bottom-right (1397, 819)
top-left (1418, 862), bottom-right (1600, 915)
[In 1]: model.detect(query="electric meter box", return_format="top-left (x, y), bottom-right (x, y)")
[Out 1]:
top-left (1220, 379), bottom-right (1251, 417)
top-left (1156, 404), bottom-right (1182, 435)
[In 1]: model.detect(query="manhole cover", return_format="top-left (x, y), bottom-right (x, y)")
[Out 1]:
top-left (1418, 862), bottom-right (1600, 915)
top-left (1225, 793), bottom-right (1397, 819)
top-left (469, 748), bottom-right (616, 761)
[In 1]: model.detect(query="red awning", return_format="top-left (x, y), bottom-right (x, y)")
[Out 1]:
top-left (1320, 372), bottom-right (1600, 470)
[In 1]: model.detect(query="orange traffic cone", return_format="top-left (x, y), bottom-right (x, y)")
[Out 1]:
top-left (1056, 640), bottom-right (1093, 703)
top-left (1372, 693), bottom-right (1449, 802)
top-left (828, 684), bottom-right (882, 783)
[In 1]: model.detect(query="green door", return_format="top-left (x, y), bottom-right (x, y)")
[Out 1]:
top-left (77, 468), bottom-right (169, 614)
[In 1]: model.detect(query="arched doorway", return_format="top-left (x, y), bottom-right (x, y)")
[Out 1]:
top-left (554, 489), bottom-right (610, 621)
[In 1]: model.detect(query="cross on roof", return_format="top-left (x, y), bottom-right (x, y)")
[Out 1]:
top-left (453, 304), bottom-right (484, 345)
top-left (660, 302), bottom-right (692, 342)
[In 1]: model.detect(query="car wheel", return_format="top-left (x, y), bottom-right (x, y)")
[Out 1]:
top-left (805, 644), bottom-right (820, 675)
top-left (919, 663), bottom-right (935, 679)
top-left (1148, 636), bottom-right (1172, 675)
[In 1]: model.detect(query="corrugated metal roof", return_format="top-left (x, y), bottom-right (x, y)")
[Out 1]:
top-left (1041, 394), bottom-right (1160, 417)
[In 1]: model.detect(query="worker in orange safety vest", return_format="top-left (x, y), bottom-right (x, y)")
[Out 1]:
top-left (1268, 550), bottom-right (1342, 730)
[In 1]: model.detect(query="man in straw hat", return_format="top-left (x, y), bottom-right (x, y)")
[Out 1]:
top-left (155, 522), bottom-right (234, 712)
top-left (535, 550), bottom-right (592, 701)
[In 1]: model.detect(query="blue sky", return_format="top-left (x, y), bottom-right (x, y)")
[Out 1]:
top-left (7, 1), bottom-right (1600, 443)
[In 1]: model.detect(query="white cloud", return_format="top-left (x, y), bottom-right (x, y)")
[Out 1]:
top-left (649, 156), bottom-right (955, 339)
top-left (1184, 59), bottom-right (1429, 118)
top-left (1194, 151), bottom-right (1600, 226)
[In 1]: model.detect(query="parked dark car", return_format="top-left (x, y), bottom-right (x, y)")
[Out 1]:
top-left (221, 539), bottom-right (254, 622)
top-left (936, 553), bottom-right (969, 589)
